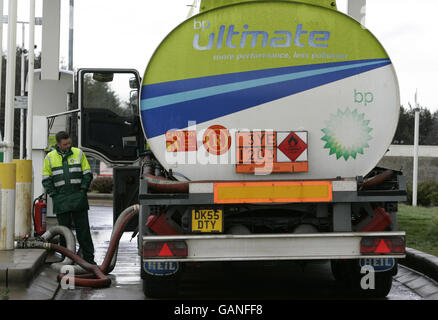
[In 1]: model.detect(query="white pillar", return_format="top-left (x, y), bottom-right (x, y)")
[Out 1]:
top-left (0, 163), bottom-right (16, 250)
top-left (412, 110), bottom-right (419, 206)
top-left (1, 0), bottom-right (18, 251)
top-left (4, 0), bottom-right (18, 163)
top-left (0, 1), bottom-right (3, 105)
top-left (68, 0), bottom-right (74, 70)
top-left (348, 0), bottom-right (366, 26)
top-left (41, 0), bottom-right (61, 80)
top-left (14, 159), bottom-right (32, 237)
top-left (20, 23), bottom-right (25, 159)
top-left (26, 0), bottom-right (36, 160)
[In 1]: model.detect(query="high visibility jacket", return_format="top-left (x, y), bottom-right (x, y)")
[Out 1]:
top-left (42, 146), bottom-right (93, 214)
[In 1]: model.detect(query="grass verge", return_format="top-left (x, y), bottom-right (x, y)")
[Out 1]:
top-left (398, 204), bottom-right (438, 257)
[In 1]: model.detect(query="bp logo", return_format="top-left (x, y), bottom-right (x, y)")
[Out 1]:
top-left (321, 108), bottom-right (373, 160)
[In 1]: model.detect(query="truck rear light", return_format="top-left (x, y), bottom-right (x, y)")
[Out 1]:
top-left (360, 237), bottom-right (405, 255)
top-left (143, 240), bottom-right (188, 258)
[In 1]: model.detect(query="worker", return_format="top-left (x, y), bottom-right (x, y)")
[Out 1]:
top-left (42, 131), bottom-right (96, 265)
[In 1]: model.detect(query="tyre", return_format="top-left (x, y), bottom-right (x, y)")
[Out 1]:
top-left (330, 259), bottom-right (348, 283)
top-left (141, 257), bottom-right (183, 298)
top-left (142, 273), bottom-right (180, 298)
top-left (344, 259), bottom-right (396, 299)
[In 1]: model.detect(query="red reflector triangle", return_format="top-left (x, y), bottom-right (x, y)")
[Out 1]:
top-left (158, 243), bottom-right (173, 257)
top-left (375, 239), bottom-right (391, 253)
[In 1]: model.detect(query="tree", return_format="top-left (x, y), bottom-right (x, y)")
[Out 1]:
top-left (423, 110), bottom-right (438, 145)
top-left (83, 74), bottom-right (121, 112)
top-left (82, 73), bottom-right (134, 117)
top-left (393, 105), bottom-right (413, 144)
top-left (392, 104), bottom-right (437, 145)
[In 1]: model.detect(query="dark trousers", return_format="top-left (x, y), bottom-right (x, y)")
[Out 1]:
top-left (56, 209), bottom-right (95, 264)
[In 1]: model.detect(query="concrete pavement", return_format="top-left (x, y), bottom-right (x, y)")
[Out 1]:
top-left (402, 248), bottom-right (438, 283)
top-left (394, 264), bottom-right (438, 300)
top-left (0, 249), bottom-right (47, 288)
top-left (0, 193), bottom-right (112, 300)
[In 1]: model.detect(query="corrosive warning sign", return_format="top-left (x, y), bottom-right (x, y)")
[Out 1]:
top-left (236, 131), bottom-right (308, 173)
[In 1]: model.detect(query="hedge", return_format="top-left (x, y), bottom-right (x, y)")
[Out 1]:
top-left (406, 180), bottom-right (438, 207)
top-left (90, 176), bottom-right (113, 194)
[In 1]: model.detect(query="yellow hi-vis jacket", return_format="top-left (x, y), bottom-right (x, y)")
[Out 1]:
top-left (42, 146), bottom-right (93, 214)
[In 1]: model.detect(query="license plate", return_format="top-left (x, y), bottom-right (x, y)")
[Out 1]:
top-left (191, 208), bottom-right (223, 233)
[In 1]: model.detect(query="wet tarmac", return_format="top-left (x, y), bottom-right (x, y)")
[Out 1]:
top-left (52, 206), bottom-right (430, 300)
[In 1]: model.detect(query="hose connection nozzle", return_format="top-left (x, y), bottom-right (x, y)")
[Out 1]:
top-left (14, 238), bottom-right (49, 249)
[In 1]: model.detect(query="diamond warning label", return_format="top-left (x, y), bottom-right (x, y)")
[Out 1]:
top-left (277, 132), bottom-right (308, 162)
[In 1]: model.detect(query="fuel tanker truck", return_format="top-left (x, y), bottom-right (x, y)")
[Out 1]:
top-left (69, 0), bottom-right (406, 298)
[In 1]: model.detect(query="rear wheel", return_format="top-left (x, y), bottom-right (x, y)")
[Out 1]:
top-left (344, 259), bottom-right (396, 298)
top-left (142, 273), bottom-right (180, 298)
top-left (140, 256), bottom-right (183, 298)
top-left (330, 260), bottom-right (348, 283)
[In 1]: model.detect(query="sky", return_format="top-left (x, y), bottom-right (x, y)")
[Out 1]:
top-left (4, 0), bottom-right (438, 112)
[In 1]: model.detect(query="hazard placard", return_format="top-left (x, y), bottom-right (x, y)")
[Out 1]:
top-left (203, 125), bottom-right (232, 155)
top-left (165, 130), bottom-right (197, 152)
top-left (235, 131), bottom-right (308, 173)
top-left (277, 131), bottom-right (308, 162)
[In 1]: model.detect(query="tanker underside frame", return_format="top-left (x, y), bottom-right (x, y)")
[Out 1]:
top-left (137, 168), bottom-right (407, 298)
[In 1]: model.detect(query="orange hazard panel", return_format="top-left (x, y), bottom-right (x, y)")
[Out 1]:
top-left (236, 162), bottom-right (309, 174)
top-left (214, 181), bottom-right (332, 203)
top-left (235, 131), bottom-right (308, 174)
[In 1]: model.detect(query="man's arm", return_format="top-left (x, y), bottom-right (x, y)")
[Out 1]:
top-left (42, 154), bottom-right (56, 196)
top-left (80, 150), bottom-right (93, 191)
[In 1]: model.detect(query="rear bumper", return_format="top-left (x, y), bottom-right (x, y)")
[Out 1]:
top-left (142, 231), bottom-right (406, 262)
